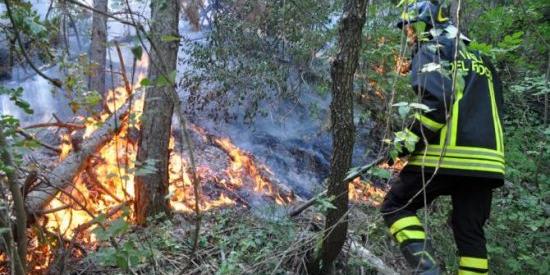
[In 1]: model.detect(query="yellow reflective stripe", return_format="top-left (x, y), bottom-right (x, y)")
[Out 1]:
top-left (450, 80), bottom-right (464, 146)
top-left (408, 155), bottom-right (505, 174)
top-left (408, 155), bottom-right (505, 169)
top-left (425, 145), bottom-right (504, 157)
top-left (488, 79), bottom-right (503, 153)
top-left (439, 125), bottom-right (449, 145)
top-left (390, 216), bottom-right (422, 235)
top-left (419, 146), bottom-right (505, 164)
top-left (460, 257), bottom-right (488, 269)
top-left (414, 113), bottom-right (445, 132)
top-left (458, 270), bottom-right (488, 275)
top-left (395, 230), bottom-right (426, 243)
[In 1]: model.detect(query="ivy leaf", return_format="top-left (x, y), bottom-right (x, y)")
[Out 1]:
top-left (409, 103), bottom-right (433, 112)
top-left (392, 102), bottom-right (408, 107)
top-left (370, 167), bottom-right (391, 179)
top-left (398, 105), bottom-right (411, 118)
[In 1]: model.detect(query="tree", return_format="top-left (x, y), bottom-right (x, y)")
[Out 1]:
top-left (0, 128), bottom-right (27, 275)
top-left (134, 1), bottom-right (180, 225)
top-left (315, 0), bottom-right (367, 272)
top-left (88, 0), bottom-right (108, 100)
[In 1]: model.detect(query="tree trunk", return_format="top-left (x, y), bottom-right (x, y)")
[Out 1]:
top-left (134, 1), bottom-right (180, 225)
top-left (450, 0), bottom-right (460, 27)
top-left (316, 0), bottom-right (367, 272)
top-left (88, 0), bottom-right (108, 99)
top-left (0, 129), bottom-right (27, 274)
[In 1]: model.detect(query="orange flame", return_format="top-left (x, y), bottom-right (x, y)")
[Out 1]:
top-left (14, 50), bottom-right (292, 273)
top-left (348, 178), bottom-right (386, 206)
top-left (214, 137), bottom-right (292, 205)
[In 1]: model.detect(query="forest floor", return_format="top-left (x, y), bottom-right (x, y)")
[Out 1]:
top-left (65, 203), bottom-right (410, 274)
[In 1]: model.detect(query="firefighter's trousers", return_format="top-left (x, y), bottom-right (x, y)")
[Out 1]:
top-left (381, 170), bottom-right (502, 274)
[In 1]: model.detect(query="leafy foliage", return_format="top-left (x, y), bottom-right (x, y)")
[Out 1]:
top-left (184, 0), bottom-right (337, 122)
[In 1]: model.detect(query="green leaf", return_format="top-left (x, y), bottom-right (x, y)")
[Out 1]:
top-left (392, 102), bottom-right (408, 107)
top-left (409, 103), bottom-right (433, 112)
top-left (131, 45), bottom-right (143, 60)
top-left (140, 78), bottom-right (151, 87)
top-left (24, 17), bottom-right (46, 34)
top-left (161, 35), bottom-right (181, 42)
top-left (155, 70), bottom-right (177, 87)
top-left (469, 41), bottom-right (493, 55)
top-left (398, 105), bottom-right (411, 119)
top-left (370, 167), bottom-right (391, 179)
top-left (108, 217), bottom-right (129, 237)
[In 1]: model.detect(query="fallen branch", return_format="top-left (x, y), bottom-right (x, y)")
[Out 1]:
top-left (23, 122), bottom-right (85, 131)
top-left (288, 190), bottom-right (327, 218)
top-left (349, 241), bottom-right (399, 275)
top-left (24, 91), bottom-right (142, 215)
top-left (16, 128), bottom-right (61, 154)
top-left (85, 166), bottom-right (123, 203)
top-left (35, 205), bottom-right (71, 215)
top-left (289, 157), bottom-right (385, 217)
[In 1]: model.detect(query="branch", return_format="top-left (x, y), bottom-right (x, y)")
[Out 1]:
top-left (349, 241), bottom-right (399, 275)
top-left (16, 128), bottom-right (61, 154)
top-left (64, 0), bottom-right (138, 27)
top-left (114, 41), bottom-right (132, 96)
top-left (289, 157), bottom-right (384, 217)
top-left (23, 121), bottom-right (85, 130)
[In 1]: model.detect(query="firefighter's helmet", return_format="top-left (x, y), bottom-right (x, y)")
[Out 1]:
top-left (396, 0), bottom-right (450, 29)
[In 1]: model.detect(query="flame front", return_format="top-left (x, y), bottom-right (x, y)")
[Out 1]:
top-left (12, 52), bottom-right (293, 272)
top-left (214, 137), bottom-right (292, 205)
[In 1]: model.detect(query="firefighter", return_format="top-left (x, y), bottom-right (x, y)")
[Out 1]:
top-left (380, 1), bottom-right (504, 274)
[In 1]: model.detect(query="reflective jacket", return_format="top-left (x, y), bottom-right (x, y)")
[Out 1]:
top-left (404, 35), bottom-right (505, 180)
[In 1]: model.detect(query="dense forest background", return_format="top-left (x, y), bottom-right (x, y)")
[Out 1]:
top-left (0, 0), bottom-right (548, 274)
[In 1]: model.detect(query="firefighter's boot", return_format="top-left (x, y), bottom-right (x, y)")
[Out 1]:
top-left (400, 241), bottom-right (441, 275)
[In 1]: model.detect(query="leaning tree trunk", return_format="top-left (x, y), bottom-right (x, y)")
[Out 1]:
top-left (316, 0), bottom-right (367, 273)
top-left (134, 1), bottom-right (180, 225)
top-left (88, 0), bottom-right (108, 100)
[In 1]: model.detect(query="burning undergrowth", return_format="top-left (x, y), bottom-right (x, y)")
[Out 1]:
top-left (0, 63), bottom-right (389, 275)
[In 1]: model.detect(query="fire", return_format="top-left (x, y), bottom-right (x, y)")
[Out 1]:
top-left (10, 47), bottom-right (291, 273)
top-left (214, 137), bottom-right (292, 205)
top-left (348, 178), bottom-right (386, 206)
top-left (167, 137), bottom-right (237, 212)
top-left (59, 132), bottom-right (72, 160)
